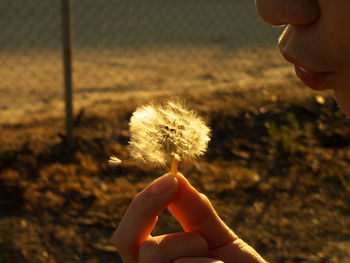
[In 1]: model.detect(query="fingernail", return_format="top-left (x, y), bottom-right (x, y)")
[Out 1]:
top-left (150, 173), bottom-right (175, 194)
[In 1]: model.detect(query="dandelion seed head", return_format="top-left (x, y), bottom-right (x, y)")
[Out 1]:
top-left (128, 100), bottom-right (211, 167)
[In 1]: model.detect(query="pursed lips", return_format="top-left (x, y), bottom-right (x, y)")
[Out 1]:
top-left (280, 51), bottom-right (333, 90)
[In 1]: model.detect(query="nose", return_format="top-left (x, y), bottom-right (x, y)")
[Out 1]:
top-left (255, 0), bottom-right (320, 26)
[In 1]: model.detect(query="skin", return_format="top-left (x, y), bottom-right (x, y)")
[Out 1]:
top-left (113, 1), bottom-right (350, 262)
top-left (113, 173), bottom-right (267, 263)
top-left (256, 0), bottom-right (350, 115)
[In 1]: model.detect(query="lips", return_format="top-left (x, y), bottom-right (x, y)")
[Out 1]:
top-left (294, 64), bottom-right (331, 90)
top-left (281, 52), bottom-right (331, 90)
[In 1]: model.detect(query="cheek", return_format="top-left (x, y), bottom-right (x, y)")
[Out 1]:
top-left (319, 1), bottom-right (350, 67)
top-left (332, 38), bottom-right (350, 70)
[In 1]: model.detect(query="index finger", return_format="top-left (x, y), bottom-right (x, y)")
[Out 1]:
top-left (168, 173), bottom-right (237, 249)
top-left (112, 173), bottom-right (178, 263)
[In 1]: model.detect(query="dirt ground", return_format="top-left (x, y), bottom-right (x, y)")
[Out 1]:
top-left (1, 47), bottom-right (350, 263)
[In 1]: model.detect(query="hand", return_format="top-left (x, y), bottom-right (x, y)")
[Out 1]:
top-left (112, 173), bottom-right (267, 263)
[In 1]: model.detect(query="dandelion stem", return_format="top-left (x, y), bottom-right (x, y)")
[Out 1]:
top-left (170, 157), bottom-right (178, 176)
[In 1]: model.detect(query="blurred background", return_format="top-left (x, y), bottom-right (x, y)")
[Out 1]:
top-left (0, 0), bottom-right (282, 125)
top-left (1, 1), bottom-right (350, 263)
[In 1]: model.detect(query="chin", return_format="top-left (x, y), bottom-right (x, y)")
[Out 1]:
top-left (338, 105), bottom-right (350, 117)
top-left (333, 90), bottom-right (350, 116)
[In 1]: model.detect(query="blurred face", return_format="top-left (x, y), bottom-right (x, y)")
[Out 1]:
top-left (255, 0), bottom-right (350, 115)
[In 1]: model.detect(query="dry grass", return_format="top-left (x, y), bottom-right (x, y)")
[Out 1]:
top-left (1, 46), bottom-right (293, 123)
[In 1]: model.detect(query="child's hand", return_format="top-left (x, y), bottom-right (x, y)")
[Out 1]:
top-left (112, 173), bottom-right (267, 263)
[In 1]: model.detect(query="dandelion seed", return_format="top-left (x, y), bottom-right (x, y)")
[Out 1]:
top-left (108, 156), bottom-right (121, 166)
top-left (128, 100), bottom-right (211, 176)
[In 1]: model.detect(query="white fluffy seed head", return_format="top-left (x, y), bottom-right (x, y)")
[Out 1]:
top-left (128, 100), bottom-right (211, 167)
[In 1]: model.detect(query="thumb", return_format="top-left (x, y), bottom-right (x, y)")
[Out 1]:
top-left (168, 173), bottom-right (237, 249)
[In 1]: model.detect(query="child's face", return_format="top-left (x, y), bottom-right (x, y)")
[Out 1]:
top-left (255, 0), bottom-right (350, 115)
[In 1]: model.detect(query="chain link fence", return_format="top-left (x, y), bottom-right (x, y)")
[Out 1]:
top-left (0, 0), bottom-right (282, 126)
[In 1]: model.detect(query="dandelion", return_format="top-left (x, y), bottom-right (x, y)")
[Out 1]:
top-left (128, 100), bottom-right (211, 176)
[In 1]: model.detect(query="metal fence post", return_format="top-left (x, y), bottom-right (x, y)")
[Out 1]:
top-left (61, 0), bottom-right (74, 144)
